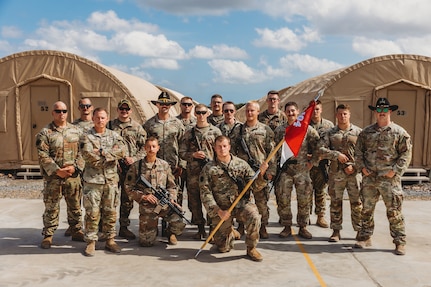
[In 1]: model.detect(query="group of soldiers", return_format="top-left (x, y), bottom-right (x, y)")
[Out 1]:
top-left (36, 90), bottom-right (412, 262)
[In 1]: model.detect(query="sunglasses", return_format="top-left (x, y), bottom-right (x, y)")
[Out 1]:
top-left (376, 107), bottom-right (389, 113)
top-left (119, 107), bottom-right (131, 111)
top-left (195, 110), bottom-right (207, 115)
top-left (54, 109), bottom-right (68, 114)
top-left (181, 103), bottom-right (193, 107)
top-left (79, 104), bottom-right (92, 109)
top-left (224, 109), bottom-right (234, 113)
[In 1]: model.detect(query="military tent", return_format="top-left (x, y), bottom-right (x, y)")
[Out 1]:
top-left (0, 50), bottom-right (186, 169)
top-left (237, 54), bottom-right (431, 169)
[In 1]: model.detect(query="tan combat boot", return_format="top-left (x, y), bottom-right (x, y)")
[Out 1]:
top-left (259, 225), bottom-right (269, 239)
top-left (64, 226), bottom-right (72, 237)
top-left (41, 235), bottom-right (53, 249)
top-left (354, 238), bottom-right (372, 249)
top-left (316, 216), bottom-right (329, 228)
top-left (193, 224), bottom-right (207, 240)
top-left (279, 226), bottom-right (292, 238)
top-left (395, 244), bottom-right (406, 255)
top-left (232, 227), bottom-right (241, 240)
top-left (118, 226), bottom-right (136, 240)
top-left (328, 230), bottom-right (340, 242)
top-left (298, 227), bottom-right (312, 239)
top-left (105, 238), bottom-right (121, 253)
top-left (168, 234), bottom-right (178, 245)
top-left (71, 230), bottom-right (85, 242)
top-left (247, 247), bottom-right (263, 262)
top-left (84, 241), bottom-right (96, 257)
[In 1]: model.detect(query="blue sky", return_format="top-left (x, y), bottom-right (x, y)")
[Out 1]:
top-left (1, 0), bottom-right (431, 104)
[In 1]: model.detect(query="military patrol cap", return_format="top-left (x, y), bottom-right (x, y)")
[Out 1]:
top-left (118, 99), bottom-right (131, 108)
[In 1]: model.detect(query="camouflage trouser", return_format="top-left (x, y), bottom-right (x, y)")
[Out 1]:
top-left (358, 174), bottom-right (406, 245)
top-left (275, 170), bottom-right (312, 227)
top-left (309, 166), bottom-right (327, 216)
top-left (327, 171), bottom-right (362, 231)
top-left (83, 182), bottom-right (119, 242)
top-left (42, 176), bottom-right (82, 236)
top-left (186, 168), bottom-right (205, 225)
top-left (119, 174), bottom-right (134, 228)
top-left (253, 183), bottom-right (270, 227)
top-left (211, 202), bottom-right (261, 250)
top-left (138, 203), bottom-right (186, 246)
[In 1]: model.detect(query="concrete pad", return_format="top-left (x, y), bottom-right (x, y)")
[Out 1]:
top-left (1, 197), bottom-right (431, 287)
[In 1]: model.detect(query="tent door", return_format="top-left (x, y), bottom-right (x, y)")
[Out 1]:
top-left (30, 85), bottom-right (61, 161)
top-left (387, 90), bottom-right (416, 140)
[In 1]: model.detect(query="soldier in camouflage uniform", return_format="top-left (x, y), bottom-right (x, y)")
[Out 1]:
top-left (354, 98), bottom-right (412, 256)
top-left (207, 94), bottom-right (224, 126)
top-left (108, 99), bottom-right (147, 240)
top-left (218, 101), bottom-right (242, 137)
top-left (80, 108), bottom-right (126, 256)
top-left (319, 104), bottom-right (363, 242)
top-left (258, 90), bottom-right (287, 131)
top-left (176, 96), bottom-right (196, 207)
top-left (199, 135), bottom-right (269, 261)
top-left (72, 98), bottom-right (94, 133)
top-left (230, 101), bottom-right (275, 239)
top-left (179, 104), bottom-right (222, 240)
top-left (177, 96), bottom-right (197, 130)
top-left (36, 101), bottom-right (85, 249)
top-left (124, 137), bottom-right (186, 247)
top-left (309, 100), bottom-right (334, 228)
top-left (143, 91), bottom-right (185, 236)
top-left (273, 102), bottom-right (320, 239)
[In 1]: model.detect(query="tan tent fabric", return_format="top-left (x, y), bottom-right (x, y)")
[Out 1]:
top-left (0, 50), bottom-right (186, 169)
top-left (237, 54), bottom-right (431, 169)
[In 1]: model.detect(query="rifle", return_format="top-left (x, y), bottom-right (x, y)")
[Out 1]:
top-left (318, 159), bottom-right (329, 183)
top-left (192, 127), bottom-right (210, 168)
top-left (239, 137), bottom-right (260, 171)
top-left (269, 158), bottom-right (298, 193)
top-left (137, 175), bottom-right (192, 225)
top-left (118, 158), bottom-right (130, 177)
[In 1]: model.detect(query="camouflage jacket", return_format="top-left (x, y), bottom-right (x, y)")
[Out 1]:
top-left (319, 124), bottom-right (362, 173)
top-left (143, 115), bottom-right (185, 169)
top-left (80, 128), bottom-right (126, 184)
top-left (124, 157), bottom-right (177, 203)
top-left (355, 122), bottom-right (412, 176)
top-left (217, 120), bottom-right (242, 137)
top-left (179, 125), bottom-right (222, 171)
top-left (310, 118), bottom-right (334, 137)
top-left (36, 122), bottom-right (84, 180)
top-left (258, 109), bottom-right (287, 131)
top-left (208, 114), bottom-right (225, 126)
top-left (108, 118), bottom-right (147, 162)
top-left (72, 118), bottom-right (94, 133)
top-left (274, 123), bottom-right (320, 173)
top-left (176, 114), bottom-right (197, 131)
top-left (230, 122), bottom-right (275, 171)
top-left (199, 155), bottom-right (266, 218)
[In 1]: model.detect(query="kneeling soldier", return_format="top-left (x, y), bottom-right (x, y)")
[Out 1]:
top-left (199, 135), bottom-right (268, 261)
top-left (124, 137), bottom-right (186, 247)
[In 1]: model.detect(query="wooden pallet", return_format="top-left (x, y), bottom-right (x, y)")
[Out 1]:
top-left (16, 165), bottom-right (42, 180)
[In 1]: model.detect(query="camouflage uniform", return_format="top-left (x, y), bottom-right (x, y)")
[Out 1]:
top-left (208, 114), bottom-right (225, 126)
top-left (108, 118), bottom-right (147, 228)
top-left (309, 118), bottom-right (334, 217)
top-left (199, 155), bottom-right (266, 251)
top-left (124, 158), bottom-right (186, 246)
top-left (230, 122), bottom-right (275, 228)
top-left (179, 125), bottom-right (222, 225)
top-left (176, 114), bottom-right (196, 131)
top-left (217, 120), bottom-right (242, 137)
top-left (273, 124), bottom-right (320, 228)
top-left (355, 122), bottom-right (412, 245)
top-left (36, 122), bottom-right (84, 237)
top-left (319, 124), bottom-right (363, 231)
top-left (80, 128), bottom-right (126, 241)
top-left (72, 118), bottom-right (94, 133)
top-left (258, 109), bottom-right (287, 131)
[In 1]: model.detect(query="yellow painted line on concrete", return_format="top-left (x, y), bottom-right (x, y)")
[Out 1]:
top-left (292, 231), bottom-right (327, 287)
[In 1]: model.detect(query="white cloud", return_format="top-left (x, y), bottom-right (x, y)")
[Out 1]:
top-left (87, 10), bottom-right (158, 33)
top-left (141, 58), bottom-right (180, 70)
top-left (1, 26), bottom-right (23, 38)
top-left (253, 27), bottom-right (320, 51)
top-left (352, 37), bottom-right (403, 58)
top-left (279, 54), bottom-right (344, 75)
top-left (189, 44), bottom-right (248, 59)
top-left (208, 59), bottom-right (267, 84)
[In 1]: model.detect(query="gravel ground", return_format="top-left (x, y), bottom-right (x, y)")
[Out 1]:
top-left (1, 172), bottom-right (430, 200)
